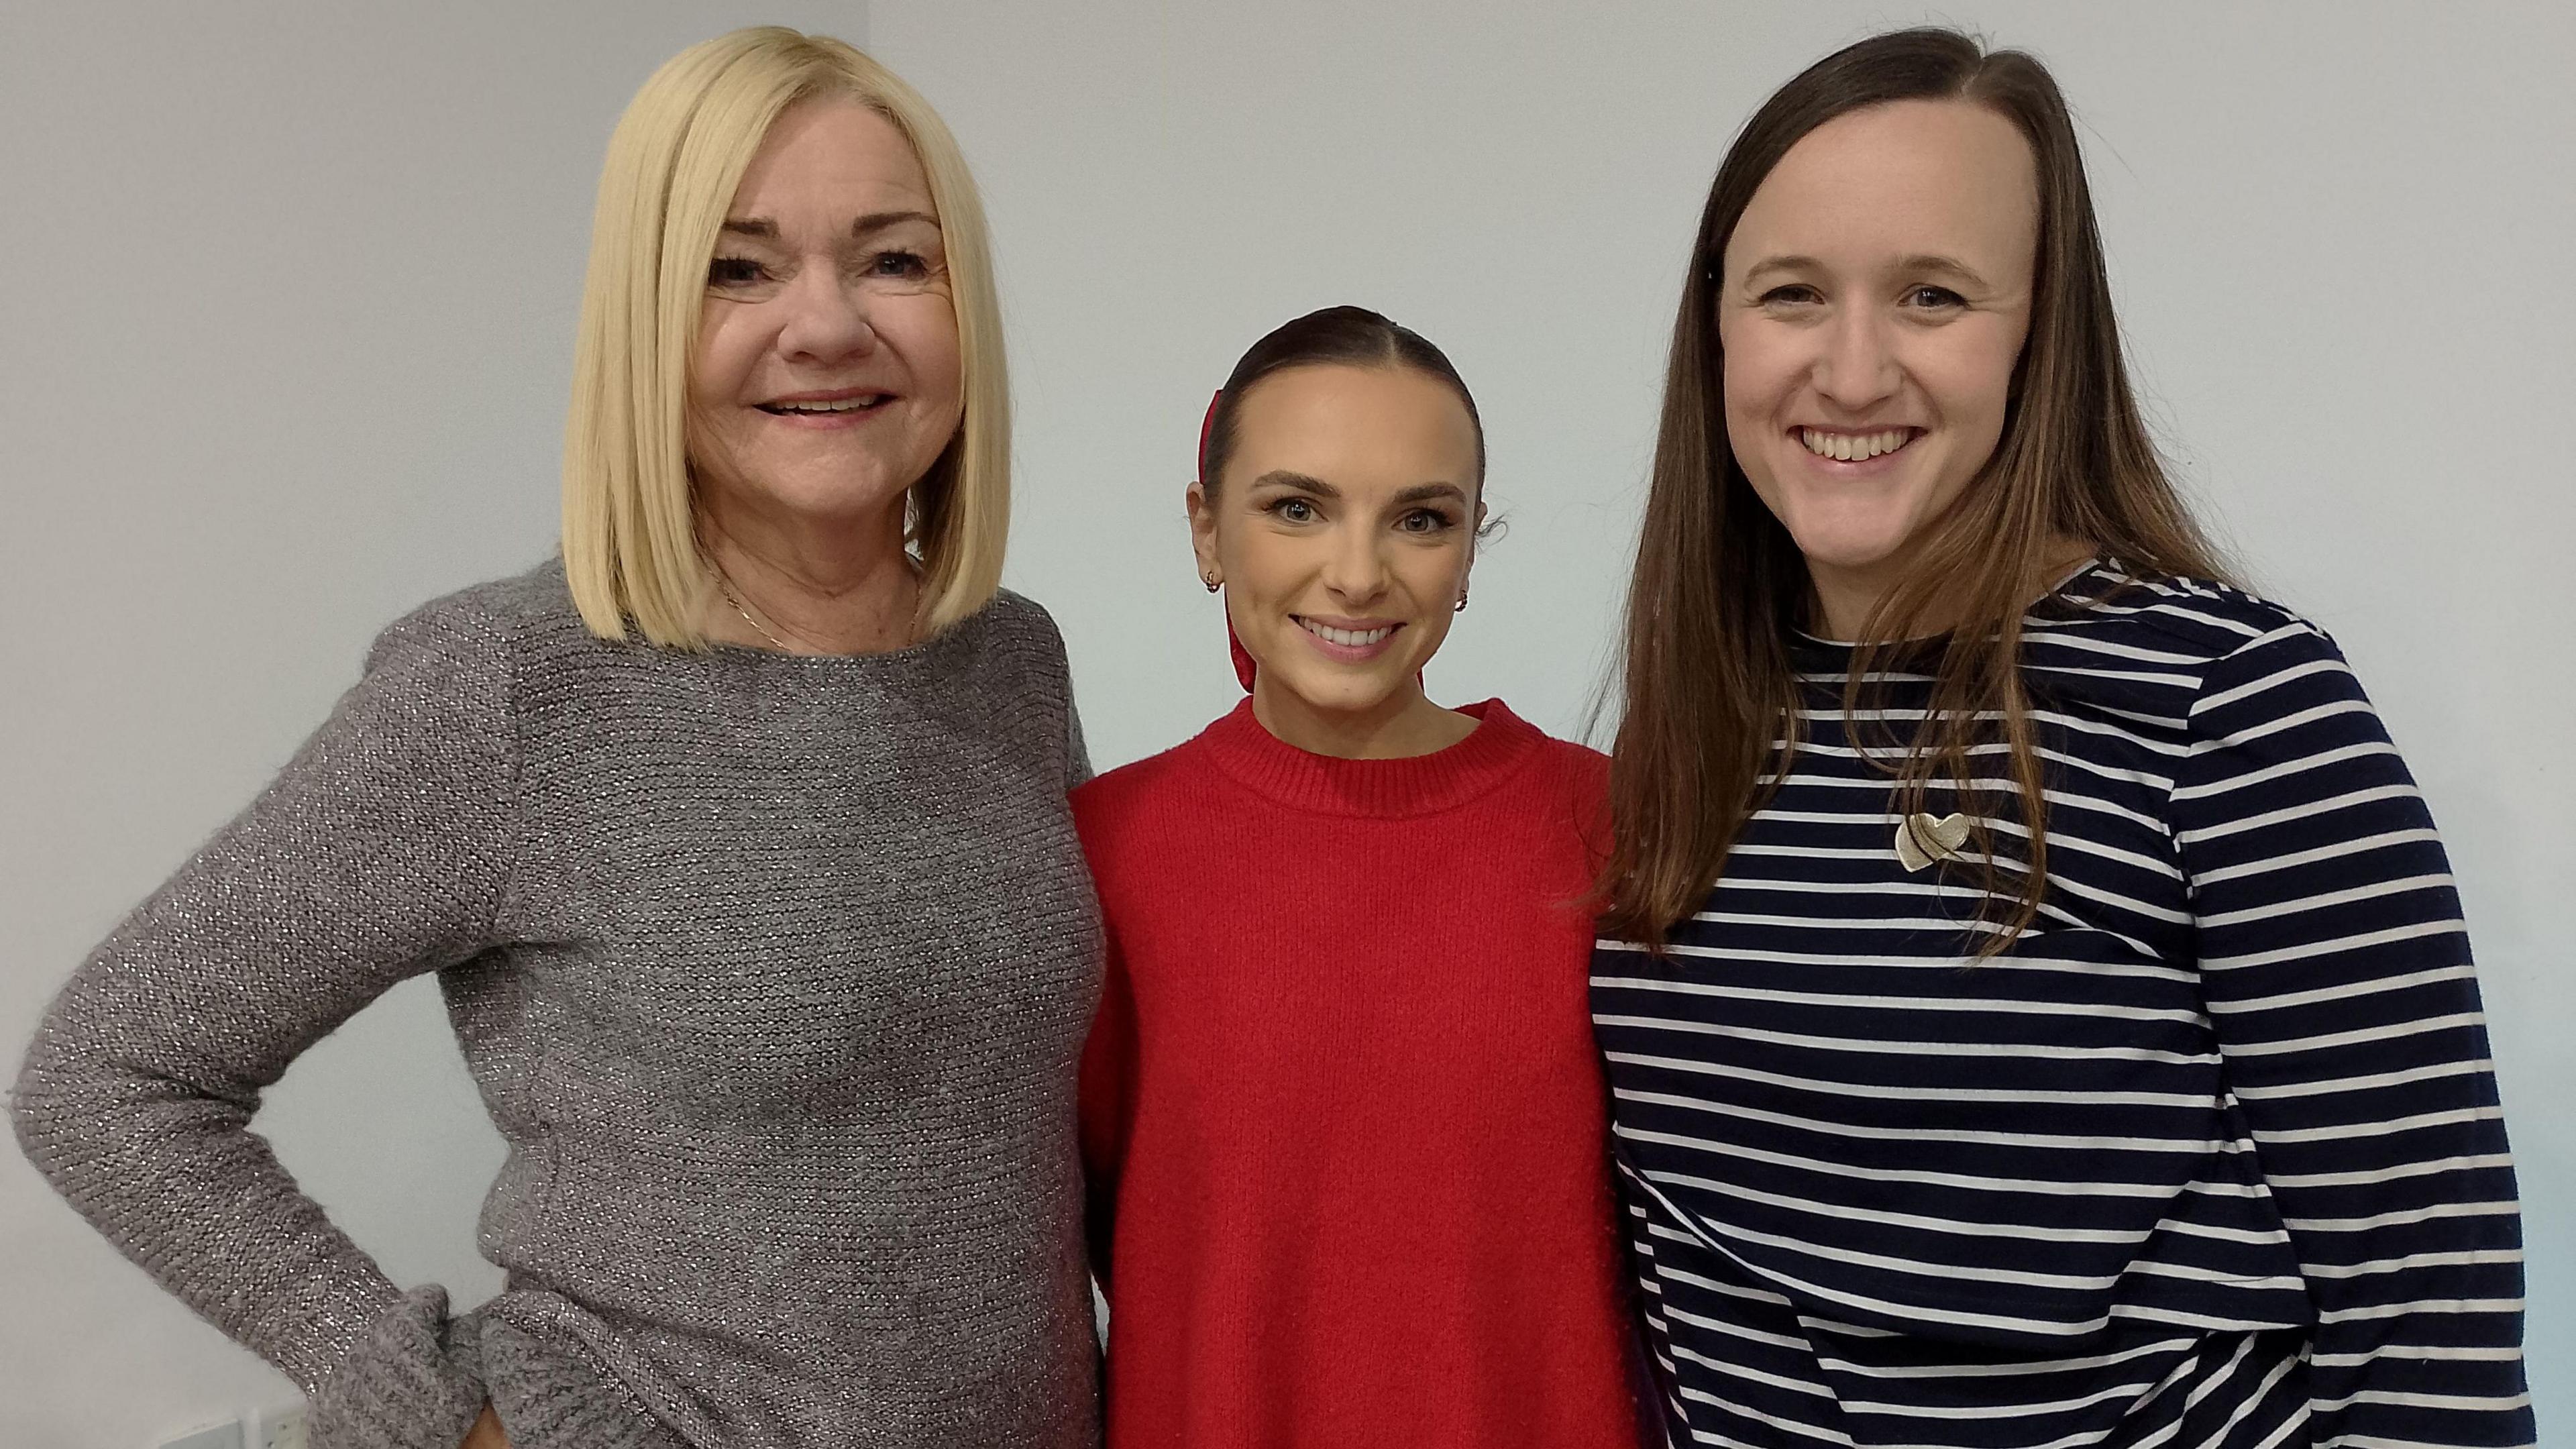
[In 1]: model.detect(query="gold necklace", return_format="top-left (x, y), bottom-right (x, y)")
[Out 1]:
top-left (708, 563), bottom-right (804, 654)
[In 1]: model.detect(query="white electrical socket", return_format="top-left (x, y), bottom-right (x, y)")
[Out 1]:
top-left (252, 1403), bottom-right (309, 1449)
top-left (158, 1424), bottom-right (243, 1449)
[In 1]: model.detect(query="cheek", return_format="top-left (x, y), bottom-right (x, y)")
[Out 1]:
top-left (690, 306), bottom-right (764, 409)
top-left (1922, 323), bottom-right (2023, 442)
top-left (1396, 540), bottom-right (1470, 599)
top-left (882, 296), bottom-right (965, 420)
top-left (1719, 328), bottom-right (1801, 439)
top-left (1218, 524), bottom-right (1301, 598)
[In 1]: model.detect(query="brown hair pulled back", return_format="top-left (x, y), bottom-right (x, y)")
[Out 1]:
top-left (1599, 28), bottom-right (2227, 949)
top-left (1198, 306), bottom-right (1485, 491)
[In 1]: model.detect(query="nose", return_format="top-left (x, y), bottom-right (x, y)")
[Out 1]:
top-left (1319, 521), bottom-right (1391, 606)
top-left (774, 264), bottom-right (878, 365)
top-left (1813, 299), bottom-right (1901, 411)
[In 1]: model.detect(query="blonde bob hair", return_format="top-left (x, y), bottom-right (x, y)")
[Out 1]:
top-left (563, 27), bottom-right (1011, 647)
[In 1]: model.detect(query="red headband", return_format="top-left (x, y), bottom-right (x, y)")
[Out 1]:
top-left (1196, 387), bottom-right (1223, 485)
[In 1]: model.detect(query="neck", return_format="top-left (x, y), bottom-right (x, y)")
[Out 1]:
top-left (1249, 676), bottom-right (1479, 759)
top-left (1807, 533), bottom-right (2098, 642)
top-left (696, 494), bottom-right (918, 655)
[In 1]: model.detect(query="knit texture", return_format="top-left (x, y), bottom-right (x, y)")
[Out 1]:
top-left (1076, 698), bottom-right (1651, 1448)
top-left (11, 559), bottom-right (1105, 1449)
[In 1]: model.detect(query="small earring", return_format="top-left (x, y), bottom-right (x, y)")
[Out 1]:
top-left (1453, 589), bottom-right (1469, 614)
top-left (1203, 572), bottom-right (1222, 593)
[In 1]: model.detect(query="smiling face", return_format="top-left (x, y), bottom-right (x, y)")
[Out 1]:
top-left (1188, 363), bottom-right (1483, 739)
top-left (1718, 99), bottom-right (2039, 633)
top-left (688, 96), bottom-right (963, 534)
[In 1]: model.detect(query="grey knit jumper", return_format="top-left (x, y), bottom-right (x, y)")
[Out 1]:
top-left (11, 561), bottom-right (1105, 1449)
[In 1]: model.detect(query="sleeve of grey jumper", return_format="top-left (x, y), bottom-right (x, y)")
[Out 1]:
top-left (9, 599), bottom-right (515, 1449)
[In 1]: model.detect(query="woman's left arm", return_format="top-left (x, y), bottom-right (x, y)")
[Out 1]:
top-left (2175, 619), bottom-right (2533, 1448)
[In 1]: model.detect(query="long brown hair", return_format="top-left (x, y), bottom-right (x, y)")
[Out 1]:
top-left (1599, 28), bottom-right (2226, 949)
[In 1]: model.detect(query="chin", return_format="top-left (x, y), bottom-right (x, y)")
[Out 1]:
top-left (755, 470), bottom-right (914, 522)
top-left (1266, 663), bottom-right (1409, 717)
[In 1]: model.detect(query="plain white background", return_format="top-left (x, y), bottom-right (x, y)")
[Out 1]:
top-left (3, 3), bottom-right (2567, 1444)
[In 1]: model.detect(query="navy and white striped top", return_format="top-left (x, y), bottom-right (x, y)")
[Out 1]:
top-left (1593, 563), bottom-right (2531, 1449)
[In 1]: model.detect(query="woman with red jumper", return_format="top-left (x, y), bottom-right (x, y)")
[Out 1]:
top-left (1076, 306), bottom-right (1648, 1448)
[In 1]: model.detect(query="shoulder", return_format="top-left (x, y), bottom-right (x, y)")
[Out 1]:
top-left (1525, 722), bottom-right (1611, 847)
top-left (1071, 741), bottom-right (1205, 835)
top-left (2048, 568), bottom-right (2397, 772)
top-left (975, 587), bottom-right (1072, 657)
top-left (2042, 563), bottom-right (2318, 663)
top-left (354, 557), bottom-right (581, 696)
top-left (372, 558), bottom-right (576, 658)
top-left (1069, 738), bottom-right (1220, 888)
top-left (1532, 730), bottom-right (1610, 788)
top-left (941, 587), bottom-right (1078, 705)
top-left (2039, 563), bottom-right (2360, 706)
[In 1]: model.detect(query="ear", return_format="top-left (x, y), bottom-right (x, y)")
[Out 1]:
top-left (1185, 480), bottom-right (1221, 584)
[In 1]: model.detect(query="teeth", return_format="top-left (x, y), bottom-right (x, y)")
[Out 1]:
top-left (1801, 427), bottom-right (1912, 462)
top-left (772, 396), bottom-right (883, 413)
top-left (1300, 619), bottom-right (1393, 647)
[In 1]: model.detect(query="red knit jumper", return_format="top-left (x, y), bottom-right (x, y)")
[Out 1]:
top-left (1075, 697), bottom-right (1646, 1448)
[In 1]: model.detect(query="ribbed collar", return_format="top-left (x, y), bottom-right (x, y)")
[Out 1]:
top-left (1195, 698), bottom-right (1544, 819)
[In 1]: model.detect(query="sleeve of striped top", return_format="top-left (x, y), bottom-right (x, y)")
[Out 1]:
top-left (2174, 618), bottom-right (2532, 1448)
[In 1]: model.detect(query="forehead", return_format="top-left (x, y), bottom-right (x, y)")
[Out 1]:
top-left (729, 96), bottom-right (934, 223)
top-left (1231, 364), bottom-right (1481, 486)
top-left (1725, 99), bottom-right (2037, 276)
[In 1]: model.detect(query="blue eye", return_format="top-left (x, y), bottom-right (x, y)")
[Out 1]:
top-left (869, 250), bottom-right (930, 278)
top-left (708, 256), bottom-right (767, 287)
top-left (1760, 284), bottom-right (1823, 307)
top-left (1907, 285), bottom-right (1967, 309)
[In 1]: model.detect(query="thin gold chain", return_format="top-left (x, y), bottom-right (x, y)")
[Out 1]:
top-left (707, 561), bottom-right (804, 653)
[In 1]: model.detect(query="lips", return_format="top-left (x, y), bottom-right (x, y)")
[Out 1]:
top-left (1293, 615), bottom-right (1403, 662)
top-left (1298, 619), bottom-right (1394, 647)
top-left (758, 392), bottom-right (892, 417)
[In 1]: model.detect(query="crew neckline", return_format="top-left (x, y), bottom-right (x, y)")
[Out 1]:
top-left (1791, 555), bottom-right (2116, 652)
top-left (1196, 698), bottom-right (1544, 819)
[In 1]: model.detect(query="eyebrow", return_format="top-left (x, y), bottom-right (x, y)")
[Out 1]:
top-left (1738, 252), bottom-right (1992, 288)
top-left (1248, 472), bottom-right (1469, 506)
top-left (1896, 253), bottom-right (1991, 287)
top-left (1391, 482), bottom-right (1470, 505)
top-left (718, 209), bottom-right (940, 241)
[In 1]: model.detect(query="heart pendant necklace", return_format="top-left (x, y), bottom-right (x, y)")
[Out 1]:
top-left (1894, 812), bottom-right (1972, 872)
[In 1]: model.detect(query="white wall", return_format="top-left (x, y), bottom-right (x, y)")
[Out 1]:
top-left (3, 1), bottom-right (2566, 1443)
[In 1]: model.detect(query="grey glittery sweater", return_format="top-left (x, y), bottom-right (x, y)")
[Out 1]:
top-left (11, 561), bottom-right (1105, 1449)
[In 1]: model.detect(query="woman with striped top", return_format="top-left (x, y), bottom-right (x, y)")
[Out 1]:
top-left (1593, 29), bottom-right (2530, 1449)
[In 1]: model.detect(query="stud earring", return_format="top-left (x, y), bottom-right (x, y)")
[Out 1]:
top-left (1453, 589), bottom-right (1469, 613)
top-left (1203, 572), bottom-right (1222, 593)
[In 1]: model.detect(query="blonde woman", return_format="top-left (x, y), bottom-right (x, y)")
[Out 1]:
top-left (12, 29), bottom-right (1100, 1449)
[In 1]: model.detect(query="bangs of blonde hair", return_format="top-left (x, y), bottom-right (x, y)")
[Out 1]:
top-left (562, 26), bottom-right (1011, 647)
